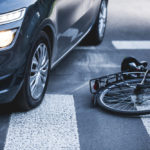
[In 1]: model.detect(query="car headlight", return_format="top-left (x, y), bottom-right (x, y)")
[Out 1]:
top-left (0, 29), bottom-right (17, 48)
top-left (0, 8), bottom-right (26, 25)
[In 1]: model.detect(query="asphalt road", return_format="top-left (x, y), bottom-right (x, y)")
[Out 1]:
top-left (1, 0), bottom-right (150, 149)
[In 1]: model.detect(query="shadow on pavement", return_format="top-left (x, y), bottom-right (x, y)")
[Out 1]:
top-left (0, 102), bottom-right (19, 115)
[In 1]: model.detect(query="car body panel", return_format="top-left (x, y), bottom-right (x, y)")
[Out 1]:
top-left (0, 0), bottom-right (103, 103)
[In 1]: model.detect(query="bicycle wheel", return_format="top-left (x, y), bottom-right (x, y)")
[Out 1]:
top-left (98, 78), bottom-right (150, 115)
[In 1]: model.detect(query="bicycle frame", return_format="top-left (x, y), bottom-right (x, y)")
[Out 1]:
top-left (89, 71), bottom-right (150, 94)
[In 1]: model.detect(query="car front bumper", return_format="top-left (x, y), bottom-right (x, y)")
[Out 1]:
top-left (0, 72), bottom-right (24, 104)
top-left (0, 21), bottom-right (30, 104)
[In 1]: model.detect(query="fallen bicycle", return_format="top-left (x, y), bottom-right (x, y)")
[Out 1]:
top-left (90, 57), bottom-right (150, 115)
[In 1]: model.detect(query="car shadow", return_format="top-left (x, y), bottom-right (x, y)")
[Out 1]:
top-left (0, 103), bottom-right (19, 115)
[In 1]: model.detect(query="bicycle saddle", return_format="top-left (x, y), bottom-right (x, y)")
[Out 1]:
top-left (121, 57), bottom-right (148, 72)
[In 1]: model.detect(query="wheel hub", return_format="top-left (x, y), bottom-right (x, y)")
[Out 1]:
top-left (30, 43), bottom-right (49, 100)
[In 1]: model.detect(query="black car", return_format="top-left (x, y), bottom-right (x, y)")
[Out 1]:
top-left (0, 0), bottom-right (108, 110)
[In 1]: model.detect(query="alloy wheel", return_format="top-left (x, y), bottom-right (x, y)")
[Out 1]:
top-left (30, 43), bottom-right (49, 99)
top-left (98, 0), bottom-right (107, 39)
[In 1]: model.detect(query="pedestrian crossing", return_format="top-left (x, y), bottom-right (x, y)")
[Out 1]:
top-left (3, 42), bottom-right (150, 150)
top-left (112, 41), bottom-right (150, 50)
top-left (4, 93), bottom-right (150, 150)
top-left (4, 94), bottom-right (80, 150)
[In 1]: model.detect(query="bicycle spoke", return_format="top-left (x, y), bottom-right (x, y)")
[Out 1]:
top-left (99, 77), bottom-right (150, 114)
top-left (106, 91), bottom-right (133, 98)
top-left (105, 94), bottom-right (132, 102)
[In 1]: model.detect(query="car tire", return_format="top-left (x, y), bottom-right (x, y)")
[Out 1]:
top-left (81, 0), bottom-right (108, 46)
top-left (15, 31), bottom-right (51, 111)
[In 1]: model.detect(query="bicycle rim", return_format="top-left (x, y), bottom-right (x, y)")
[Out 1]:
top-left (98, 79), bottom-right (150, 115)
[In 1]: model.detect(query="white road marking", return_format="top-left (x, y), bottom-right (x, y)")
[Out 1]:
top-left (137, 104), bottom-right (150, 136)
top-left (4, 94), bottom-right (80, 150)
top-left (140, 115), bottom-right (150, 136)
top-left (112, 41), bottom-right (150, 50)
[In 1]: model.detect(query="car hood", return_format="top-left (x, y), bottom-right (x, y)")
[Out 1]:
top-left (0, 0), bottom-right (37, 14)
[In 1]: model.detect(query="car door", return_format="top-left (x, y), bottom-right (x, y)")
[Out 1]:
top-left (82, 0), bottom-right (100, 14)
top-left (82, 0), bottom-right (101, 29)
top-left (52, 0), bottom-right (84, 63)
top-left (82, 0), bottom-right (93, 13)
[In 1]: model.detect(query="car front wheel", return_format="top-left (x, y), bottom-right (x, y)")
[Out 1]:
top-left (15, 31), bottom-right (51, 111)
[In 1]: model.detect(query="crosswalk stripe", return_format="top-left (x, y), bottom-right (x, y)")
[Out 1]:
top-left (140, 115), bottom-right (150, 136)
top-left (137, 105), bottom-right (150, 136)
top-left (112, 41), bottom-right (150, 50)
top-left (4, 94), bottom-right (80, 150)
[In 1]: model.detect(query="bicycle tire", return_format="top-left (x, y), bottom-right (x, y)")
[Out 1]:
top-left (97, 78), bottom-right (150, 115)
